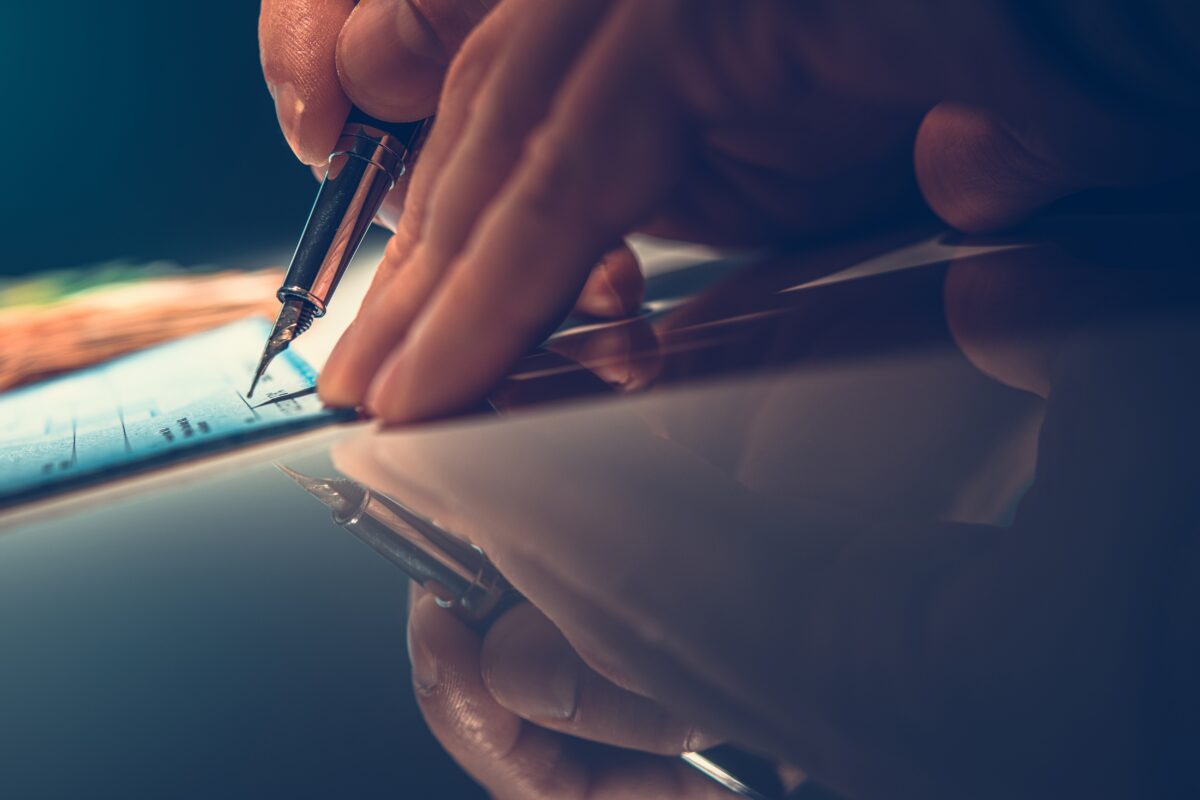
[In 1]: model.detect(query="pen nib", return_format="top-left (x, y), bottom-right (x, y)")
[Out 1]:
top-left (247, 299), bottom-right (316, 397)
top-left (275, 464), bottom-right (365, 517)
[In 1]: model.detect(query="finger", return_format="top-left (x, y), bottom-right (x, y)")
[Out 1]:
top-left (481, 603), bottom-right (718, 755)
top-left (367, 2), bottom-right (689, 421)
top-left (336, 0), bottom-right (498, 122)
top-left (914, 102), bottom-right (1078, 234)
top-left (543, 318), bottom-right (661, 393)
top-left (326, 0), bottom-right (610, 412)
top-left (943, 245), bottom-right (1111, 398)
top-left (319, 6), bottom-right (513, 406)
top-left (408, 592), bottom-right (731, 799)
top-left (572, 244), bottom-right (643, 319)
top-left (259, 0), bottom-right (356, 165)
top-left (333, 407), bottom-right (794, 741)
top-left (324, 238), bottom-right (643, 404)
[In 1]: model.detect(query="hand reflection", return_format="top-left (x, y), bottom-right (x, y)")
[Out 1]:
top-left (336, 411), bottom-right (800, 798)
top-left (490, 314), bottom-right (663, 413)
top-left (405, 586), bottom-right (737, 799)
top-left (335, 242), bottom-right (1199, 799)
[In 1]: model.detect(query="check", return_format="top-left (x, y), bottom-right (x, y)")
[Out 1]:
top-left (0, 318), bottom-right (352, 507)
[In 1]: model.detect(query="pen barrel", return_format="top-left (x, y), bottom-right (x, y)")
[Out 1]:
top-left (336, 488), bottom-right (520, 627)
top-left (327, 481), bottom-right (784, 799)
top-left (277, 116), bottom-right (427, 315)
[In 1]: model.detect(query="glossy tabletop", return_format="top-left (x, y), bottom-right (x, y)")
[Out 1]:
top-left (1, 213), bottom-right (1196, 798)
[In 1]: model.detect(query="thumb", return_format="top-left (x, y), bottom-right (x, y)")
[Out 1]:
top-left (335, 0), bottom-right (498, 122)
top-left (915, 102), bottom-right (1079, 234)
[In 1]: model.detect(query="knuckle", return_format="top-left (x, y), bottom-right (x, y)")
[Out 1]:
top-left (442, 39), bottom-right (491, 99)
top-left (381, 232), bottom-right (414, 276)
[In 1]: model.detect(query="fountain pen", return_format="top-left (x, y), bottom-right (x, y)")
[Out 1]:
top-left (247, 109), bottom-right (432, 397)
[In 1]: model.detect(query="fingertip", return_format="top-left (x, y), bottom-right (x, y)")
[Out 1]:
top-left (407, 593), bottom-right (444, 694)
top-left (364, 337), bottom-right (492, 425)
top-left (407, 592), bottom-right (528, 761)
top-left (321, 246), bottom-right (428, 414)
top-left (267, 80), bottom-right (352, 168)
top-left (315, 378), bottom-right (360, 411)
top-left (480, 604), bottom-right (716, 757)
top-left (260, 0), bottom-right (356, 165)
top-left (915, 102), bottom-right (1075, 234)
top-left (481, 604), bottom-right (582, 723)
top-left (363, 310), bottom-right (482, 425)
top-left (574, 246), bottom-right (644, 318)
top-left (318, 323), bottom-right (371, 408)
top-left (408, 591), bottom-right (477, 673)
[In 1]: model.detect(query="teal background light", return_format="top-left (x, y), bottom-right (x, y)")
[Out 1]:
top-left (0, 7), bottom-right (485, 798)
top-left (1, 4), bottom-right (320, 274)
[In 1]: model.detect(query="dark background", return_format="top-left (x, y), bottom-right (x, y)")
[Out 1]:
top-left (0, 5), bottom-right (484, 798)
top-left (2, 4), bottom-right (324, 275)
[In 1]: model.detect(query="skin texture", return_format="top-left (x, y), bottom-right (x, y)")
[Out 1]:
top-left (260, 2), bottom-right (1200, 796)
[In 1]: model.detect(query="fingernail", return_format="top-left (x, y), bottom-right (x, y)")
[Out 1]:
top-left (337, 0), bottom-right (444, 120)
top-left (267, 80), bottom-right (308, 162)
top-left (407, 615), bottom-right (439, 695)
top-left (579, 325), bottom-right (636, 388)
top-left (483, 609), bottom-right (580, 721)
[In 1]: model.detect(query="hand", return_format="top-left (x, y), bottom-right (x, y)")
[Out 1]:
top-left (405, 587), bottom-right (754, 799)
top-left (258, 0), bottom-right (648, 369)
top-left (262, 0), bottom-right (1199, 423)
top-left (347, 321), bottom-right (733, 800)
top-left (336, 413), bottom-right (808, 799)
top-left (263, 0), bottom-right (925, 420)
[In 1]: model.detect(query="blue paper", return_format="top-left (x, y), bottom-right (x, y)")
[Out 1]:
top-left (0, 318), bottom-right (352, 506)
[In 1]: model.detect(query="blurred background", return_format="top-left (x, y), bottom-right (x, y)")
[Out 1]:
top-left (0, 5), bottom-right (485, 797)
top-left (1, 3), bottom-right (347, 276)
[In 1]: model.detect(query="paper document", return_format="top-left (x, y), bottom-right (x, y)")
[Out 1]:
top-left (0, 318), bottom-right (351, 507)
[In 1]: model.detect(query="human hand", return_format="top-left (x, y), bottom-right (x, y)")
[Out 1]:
top-left (284, 0), bottom-right (924, 419)
top-left (335, 411), bottom-right (812, 799)
top-left (405, 587), bottom-right (766, 799)
top-left (257, 0), bottom-right (647, 369)
top-left (264, 1), bottom-right (1199, 423)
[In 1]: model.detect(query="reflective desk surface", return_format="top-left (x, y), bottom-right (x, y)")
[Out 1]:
top-left (1, 212), bottom-right (1197, 798)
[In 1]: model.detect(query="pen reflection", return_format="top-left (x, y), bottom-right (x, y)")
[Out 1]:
top-left (326, 217), bottom-right (1200, 796)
